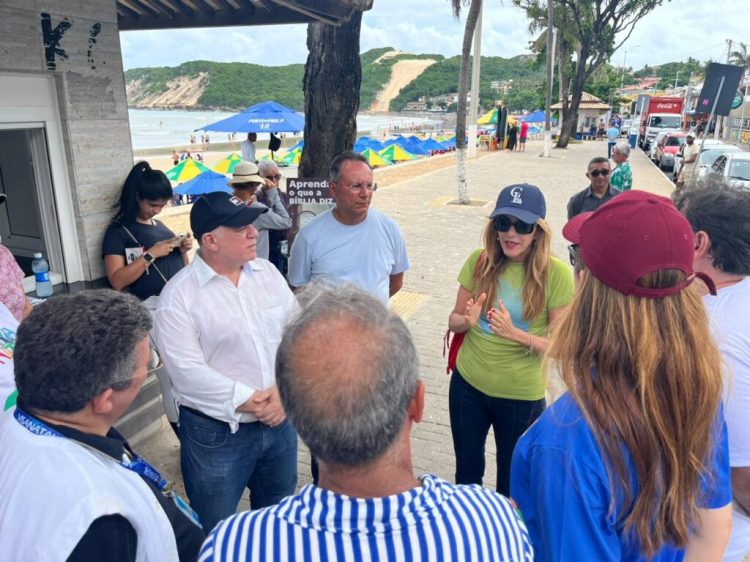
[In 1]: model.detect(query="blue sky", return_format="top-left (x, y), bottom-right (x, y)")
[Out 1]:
top-left (120, 0), bottom-right (747, 72)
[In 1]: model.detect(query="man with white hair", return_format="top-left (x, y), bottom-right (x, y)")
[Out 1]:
top-left (610, 140), bottom-right (633, 192)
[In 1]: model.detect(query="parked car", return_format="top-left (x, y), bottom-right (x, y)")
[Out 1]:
top-left (649, 132), bottom-right (669, 162)
top-left (672, 141), bottom-right (743, 182)
top-left (656, 132), bottom-right (687, 170)
top-left (709, 152), bottom-right (750, 188)
top-left (620, 119), bottom-right (633, 136)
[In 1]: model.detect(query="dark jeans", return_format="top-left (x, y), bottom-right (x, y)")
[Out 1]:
top-left (608, 141), bottom-right (616, 158)
top-left (178, 407), bottom-right (297, 533)
top-left (449, 369), bottom-right (545, 497)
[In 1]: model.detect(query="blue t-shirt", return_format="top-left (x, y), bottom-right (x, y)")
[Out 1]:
top-left (511, 392), bottom-right (731, 562)
top-left (288, 208), bottom-right (410, 304)
top-left (607, 127), bottom-right (620, 142)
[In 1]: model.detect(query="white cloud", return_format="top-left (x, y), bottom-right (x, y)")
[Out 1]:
top-left (119, 0), bottom-right (748, 71)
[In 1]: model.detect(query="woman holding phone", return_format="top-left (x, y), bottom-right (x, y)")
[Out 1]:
top-left (103, 161), bottom-right (191, 300)
top-left (448, 183), bottom-right (574, 496)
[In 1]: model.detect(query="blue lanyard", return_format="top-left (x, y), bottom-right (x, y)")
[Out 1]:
top-left (14, 407), bottom-right (169, 491)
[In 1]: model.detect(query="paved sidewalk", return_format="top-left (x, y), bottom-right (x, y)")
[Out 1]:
top-left (140, 139), bottom-right (673, 501)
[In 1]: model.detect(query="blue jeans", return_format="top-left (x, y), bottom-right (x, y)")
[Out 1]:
top-left (449, 370), bottom-right (545, 497)
top-left (178, 407), bottom-right (298, 533)
top-left (608, 140), bottom-right (616, 158)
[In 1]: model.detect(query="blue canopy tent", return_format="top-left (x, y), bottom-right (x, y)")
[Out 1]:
top-left (382, 138), bottom-right (400, 147)
top-left (421, 138), bottom-right (447, 152)
top-left (174, 170), bottom-right (232, 196)
top-left (198, 100), bottom-right (304, 133)
top-left (365, 139), bottom-right (386, 152)
top-left (524, 110), bottom-right (548, 123)
top-left (404, 140), bottom-right (429, 156)
top-left (394, 137), bottom-right (412, 148)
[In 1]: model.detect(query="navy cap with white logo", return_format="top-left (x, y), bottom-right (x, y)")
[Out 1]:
top-left (490, 183), bottom-right (546, 224)
top-left (190, 192), bottom-right (267, 240)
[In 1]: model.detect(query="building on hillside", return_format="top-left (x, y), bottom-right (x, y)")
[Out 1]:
top-left (490, 80), bottom-right (514, 95)
top-left (551, 92), bottom-right (611, 134)
top-left (404, 98), bottom-right (429, 111)
top-left (0, 0), bottom-right (369, 443)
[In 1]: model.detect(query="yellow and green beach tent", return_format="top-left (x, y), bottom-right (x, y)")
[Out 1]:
top-left (477, 108), bottom-right (518, 126)
top-left (360, 148), bottom-right (392, 168)
top-left (212, 153), bottom-right (243, 174)
top-left (165, 159), bottom-right (210, 182)
top-left (281, 149), bottom-right (301, 166)
top-left (378, 144), bottom-right (416, 162)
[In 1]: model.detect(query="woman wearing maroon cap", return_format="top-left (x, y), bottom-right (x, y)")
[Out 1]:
top-left (448, 184), bottom-right (574, 496)
top-left (511, 190), bottom-right (732, 561)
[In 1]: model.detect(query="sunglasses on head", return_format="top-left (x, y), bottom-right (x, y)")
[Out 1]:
top-left (589, 169), bottom-right (610, 177)
top-left (493, 215), bottom-right (536, 235)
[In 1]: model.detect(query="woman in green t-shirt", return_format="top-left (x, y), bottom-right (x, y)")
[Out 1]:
top-left (448, 184), bottom-right (574, 496)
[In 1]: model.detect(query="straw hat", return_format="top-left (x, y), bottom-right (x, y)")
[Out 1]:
top-left (227, 161), bottom-right (264, 186)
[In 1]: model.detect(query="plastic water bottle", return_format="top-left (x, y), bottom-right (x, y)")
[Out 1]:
top-left (31, 252), bottom-right (53, 297)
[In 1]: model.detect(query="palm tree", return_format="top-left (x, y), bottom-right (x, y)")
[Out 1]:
top-left (730, 42), bottom-right (750, 85)
top-left (452, 0), bottom-right (483, 204)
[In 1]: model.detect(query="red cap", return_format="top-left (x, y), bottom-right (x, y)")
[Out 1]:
top-left (562, 190), bottom-right (706, 298)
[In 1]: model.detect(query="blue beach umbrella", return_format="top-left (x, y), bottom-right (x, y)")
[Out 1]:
top-left (174, 170), bottom-right (232, 196)
top-left (524, 110), bottom-right (548, 123)
top-left (404, 140), bottom-right (430, 156)
top-left (198, 100), bottom-right (304, 133)
top-left (421, 138), bottom-right (447, 152)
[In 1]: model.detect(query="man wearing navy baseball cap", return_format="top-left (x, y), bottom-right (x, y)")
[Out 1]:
top-left (153, 192), bottom-right (299, 531)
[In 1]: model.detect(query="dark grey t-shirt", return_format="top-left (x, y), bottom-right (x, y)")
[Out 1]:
top-left (102, 220), bottom-right (184, 300)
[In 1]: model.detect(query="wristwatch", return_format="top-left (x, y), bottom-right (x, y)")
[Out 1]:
top-left (143, 252), bottom-right (155, 266)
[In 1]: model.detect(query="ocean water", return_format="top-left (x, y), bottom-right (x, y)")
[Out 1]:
top-left (127, 108), bottom-right (445, 150)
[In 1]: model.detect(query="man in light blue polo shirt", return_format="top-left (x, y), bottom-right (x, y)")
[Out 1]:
top-left (288, 151), bottom-right (409, 305)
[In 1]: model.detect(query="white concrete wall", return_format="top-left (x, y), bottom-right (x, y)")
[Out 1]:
top-left (0, 0), bottom-right (133, 281)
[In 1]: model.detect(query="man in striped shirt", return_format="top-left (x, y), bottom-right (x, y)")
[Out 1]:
top-left (199, 284), bottom-right (534, 561)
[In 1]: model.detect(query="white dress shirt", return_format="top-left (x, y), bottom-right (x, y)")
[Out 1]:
top-left (153, 254), bottom-right (298, 432)
top-left (241, 140), bottom-right (256, 163)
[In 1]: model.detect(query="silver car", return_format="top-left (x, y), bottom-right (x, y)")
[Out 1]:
top-left (709, 152), bottom-right (750, 188)
top-left (672, 141), bottom-right (742, 182)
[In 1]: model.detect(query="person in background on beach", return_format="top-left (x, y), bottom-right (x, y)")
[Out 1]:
top-left (199, 284), bottom-right (535, 562)
top-left (257, 160), bottom-right (290, 274)
top-left (507, 121), bottom-right (518, 151)
top-left (0, 290), bottom-right (205, 561)
top-left (228, 161), bottom-right (291, 261)
top-left (519, 120), bottom-right (529, 152)
top-left (610, 140), bottom-right (633, 192)
top-left (567, 156), bottom-right (616, 219)
top-left (172, 150), bottom-right (179, 167)
top-left (607, 121), bottom-right (620, 158)
top-left (512, 190), bottom-right (732, 561)
top-left (676, 183), bottom-right (750, 562)
top-left (288, 151), bottom-right (409, 305)
top-left (448, 184), bottom-right (574, 497)
top-left (204, 133), bottom-right (210, 150)
top-left (103, 161), bottom-right (192, 301)
top-left (154, 192), bottom-right (298, 534)
top-left (190, 134), bottom-right (196, 150)
top-left (241, 133), bottom-right (257, 163)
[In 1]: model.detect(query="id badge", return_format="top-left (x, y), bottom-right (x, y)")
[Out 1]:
top-left (169, 491), bottom-right (202, 529)
top-left (125, 246), bottom-right (144, 265)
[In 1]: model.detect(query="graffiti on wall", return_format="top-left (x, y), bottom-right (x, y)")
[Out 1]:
top-left (41, 13), bottom-right (105, 72)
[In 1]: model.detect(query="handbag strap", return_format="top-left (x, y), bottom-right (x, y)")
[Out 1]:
top-left (117, 221), bottom-right (170, 285)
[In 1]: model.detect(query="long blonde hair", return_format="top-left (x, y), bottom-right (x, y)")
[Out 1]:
top-left (474, 218), bottom-right (551, 321)
top-left (548, 269), bottom-right (723, 556)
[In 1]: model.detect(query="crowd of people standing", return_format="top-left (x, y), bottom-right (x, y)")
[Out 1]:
top-left (0, 145), bottom-right (747, 562)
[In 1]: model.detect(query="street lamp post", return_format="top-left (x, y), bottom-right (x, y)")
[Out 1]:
top-left (674, 70), bottom-right (681, 90)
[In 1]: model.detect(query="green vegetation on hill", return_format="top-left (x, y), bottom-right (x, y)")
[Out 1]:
top-left (125, 49), bottom-right (445, 111)
top-left (633, 58), bottom-right (706, 89)
top-left (125, 60), bottom-right (305, 109)
top-left (359, 50), bottom-right (445, 109)
top-left (390, 55), bottom-right (545, 112)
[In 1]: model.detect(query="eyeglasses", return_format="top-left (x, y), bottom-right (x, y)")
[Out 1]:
top-left (493, 215), bottom-right (536, 235)
top-left (568, 244), bottom-right (579, 267)
top-left (343, 182), bottom-right (378, 193)
top-left (589, 169), bottom-right (610, 177)
top-left (268, 174), bottom-right (282, 181)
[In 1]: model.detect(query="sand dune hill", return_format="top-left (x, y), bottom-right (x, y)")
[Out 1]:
top-left (369, 58), bottom-right (436, 113)
top-left (126, 73), bottom-right (208, 108)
